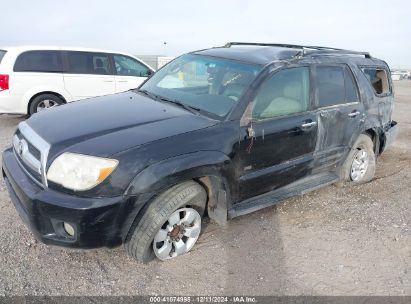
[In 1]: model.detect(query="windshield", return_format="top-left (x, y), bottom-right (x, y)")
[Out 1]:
top-left (139, 54), bottom-right (261, 118)
top-left (0, 50), bottom-right (6, 64)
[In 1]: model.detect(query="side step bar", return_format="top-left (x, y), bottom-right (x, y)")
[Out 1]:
top-left (228, 172), bottom-right (339, 219)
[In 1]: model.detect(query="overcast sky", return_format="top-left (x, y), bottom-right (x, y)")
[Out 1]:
top-left (1, 0), bottom-right (410, 68)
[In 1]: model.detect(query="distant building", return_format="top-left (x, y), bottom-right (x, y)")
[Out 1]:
top-left (136, 55), bottom-right (175, 70)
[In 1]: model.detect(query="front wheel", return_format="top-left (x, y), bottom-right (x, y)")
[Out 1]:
top-left (153, 207), bottom-right (202, 261)
top-left (339, 134), bottom-right (376, 185)
top-left (124, 181), bottom-right (206, 263)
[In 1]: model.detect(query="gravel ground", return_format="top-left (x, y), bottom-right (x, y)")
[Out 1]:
top-left (0, 81), bottom-right (410, 296)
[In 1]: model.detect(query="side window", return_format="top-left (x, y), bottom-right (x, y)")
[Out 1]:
top-left (113, 55), bottom-right (151, 77)
top-left (317, 66), bottom-right (346, 107)
top-left (362, 68), bottom-right (390, 95)
top-left (252, 67), bottom-right (310, 120)
top-left (14, 51), bottom-right (62, 73)
top-left (344, 67), bottom-right (360, 103)
top-left (66, 52), bottom-right (111, 75)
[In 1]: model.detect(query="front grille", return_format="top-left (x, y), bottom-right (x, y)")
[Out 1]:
top-left (13, 122), bottom-right (50, 187)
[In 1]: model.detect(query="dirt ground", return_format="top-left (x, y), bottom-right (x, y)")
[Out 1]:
top-left (0, 82), bottom-right (410, 296)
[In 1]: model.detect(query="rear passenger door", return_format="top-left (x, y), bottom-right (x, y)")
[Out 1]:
top-left (63, 51), bottom-right (115, 100)
top-left (112, 54), bottom-right (152, 93)
top-left (314, 64), bottom-right (364, 168)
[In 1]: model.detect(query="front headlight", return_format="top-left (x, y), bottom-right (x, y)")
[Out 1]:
top-left (47, 152), bottom-right (119, 191)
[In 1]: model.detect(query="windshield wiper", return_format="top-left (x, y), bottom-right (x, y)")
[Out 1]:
top-left (159, 97), bottom-right (200, 115)
top-left (139, 89), bottom-right (200, 115)
top-left (139, 89), bottom-right (160, 100)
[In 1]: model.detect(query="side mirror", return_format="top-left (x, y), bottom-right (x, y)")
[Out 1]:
top-left (141, 70), bottom-right (154, 77)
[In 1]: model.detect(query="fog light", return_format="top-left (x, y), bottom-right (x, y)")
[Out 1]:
top-left (63, 222), bottom-right (75, 236)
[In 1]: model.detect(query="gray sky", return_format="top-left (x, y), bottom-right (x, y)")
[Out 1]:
top-left (1, 0), bottom-right (410, 68)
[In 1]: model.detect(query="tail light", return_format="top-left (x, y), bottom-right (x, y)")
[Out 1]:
top-left (0, 74), bottom-right (9, 91)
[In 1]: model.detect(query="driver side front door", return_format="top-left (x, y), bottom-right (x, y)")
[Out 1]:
top-left (236, 66), bottom-right (318, 202)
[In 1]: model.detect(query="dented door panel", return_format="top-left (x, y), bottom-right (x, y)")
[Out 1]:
top-left (237, 112), bottom-right (317, 201)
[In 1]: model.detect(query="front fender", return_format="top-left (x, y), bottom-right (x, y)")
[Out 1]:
top-left (125, 150), bottom-right (230, 196)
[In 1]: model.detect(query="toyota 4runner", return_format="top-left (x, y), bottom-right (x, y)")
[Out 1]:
top-left (2, 42), bottom-right (398, 262)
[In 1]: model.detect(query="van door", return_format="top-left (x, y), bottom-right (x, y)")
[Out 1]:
top-left (63, 51), bottom-right (115, 100)
top-left (314, 65), bottom-right (364, 169)
top-left (112, 54), bottom-right (152, 93)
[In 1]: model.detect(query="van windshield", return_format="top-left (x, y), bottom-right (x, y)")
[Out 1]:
top-left (0, 50), bottom-right (6, 64)
top-left (139, 54), bottom-right (261, 119)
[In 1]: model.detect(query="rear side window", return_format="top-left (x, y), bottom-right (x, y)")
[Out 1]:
top-left (362, 68), bottom-right (391, 95)
top-left (0, 50), bottom-right (6, 64)
top-left (344, 67), bottom-right (360, 103)
top-left (66, 51), bottom-right (111, 75)
top-left (317, 65), bottom-right (359, 107)
top-left (14, 51), bottom-right (63, 72)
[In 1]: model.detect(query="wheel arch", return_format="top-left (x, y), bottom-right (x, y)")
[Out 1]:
top-left (123, 151), bottom-right (232, 239)
top-left (22, 86), bottom-right (73, 114)
top-left (364, 128), bottom-right (382, 156)
top-left (27, 91), bottom-right (67, 113)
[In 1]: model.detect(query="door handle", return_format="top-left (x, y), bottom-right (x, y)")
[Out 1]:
top-left (348, 111), bottom-right (361, 118)
top-left (301, 121), bottom-right (317, 128)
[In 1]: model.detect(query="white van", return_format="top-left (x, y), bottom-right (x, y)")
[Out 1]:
top-left (0, 46), bottom-right (154, 115)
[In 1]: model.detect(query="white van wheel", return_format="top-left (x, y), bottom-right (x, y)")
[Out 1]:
top-left (29, 94), bottom-right (65, 115)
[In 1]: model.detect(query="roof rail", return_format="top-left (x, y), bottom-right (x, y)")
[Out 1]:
top-left (223, 42), bottom-right (371, 59)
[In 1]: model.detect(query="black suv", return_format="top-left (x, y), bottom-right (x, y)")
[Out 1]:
top-left (2, 42), bottom-right (398, 262)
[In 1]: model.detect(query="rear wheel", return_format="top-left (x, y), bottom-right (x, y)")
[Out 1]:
top-left (29, 94), bottom-right (64, 115)
top-left (124, 181), bottom-right (206, 263)
top-left (339, 134), bottom-right (376, 185)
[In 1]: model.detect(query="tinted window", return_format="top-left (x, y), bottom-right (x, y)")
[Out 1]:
top-left (0, 50), bottom-right (6, 64)
top-left (252, 67), bottom-right (310, 119)
top-left (344, 67), bottom-right (359, 102)
top-left (362, 68), bottom-right (390, 95)
top-left (114, 55), bottom-right (150, 77)
top-left (66, 52), bottom-right (111, 75)
top-left (14, 51), bottom-right (62, 72)
top-left (317, 66), bottom-right (346, 107)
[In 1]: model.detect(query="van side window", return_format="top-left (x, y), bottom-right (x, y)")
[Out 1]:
top-left (66, 52), bottom-right (111, 75)
top-left (362, 68), bottom-right (390, 95)
top-left (14, 51), bottom-right (63, 73)
top-left (252, 67), bottom-right (310, 119)
top-left (114, 55), bottom-right (151, 77)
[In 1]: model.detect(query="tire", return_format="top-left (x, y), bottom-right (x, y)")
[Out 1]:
top-left (339, 134), bottom-right (376, 185)
top-left (124, 181), bottom-right (207, 263)
top-left (29, 94), bottom-right (65, 116)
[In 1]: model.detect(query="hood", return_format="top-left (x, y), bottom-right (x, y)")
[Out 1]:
top-left (27, 91), bottom-right (217, 158)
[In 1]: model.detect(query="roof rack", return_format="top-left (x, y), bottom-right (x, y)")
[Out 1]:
top-left (223, 42), bottom-right (371, 59)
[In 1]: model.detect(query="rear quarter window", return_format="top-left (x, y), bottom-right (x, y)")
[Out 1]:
top-left (0, 50), bottom-right (6, 64)
top-left (14, 51), bottom-right (63, 73)
top-left (361, 67), bottom-right (391, 96)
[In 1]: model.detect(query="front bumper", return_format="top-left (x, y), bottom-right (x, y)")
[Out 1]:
top-left (1, 147), bottom-right (138, 249)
